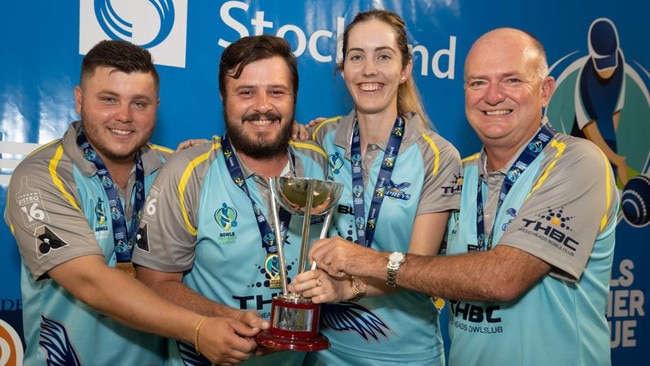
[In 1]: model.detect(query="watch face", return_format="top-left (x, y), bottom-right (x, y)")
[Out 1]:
top-left (389, 252), bottom-right (405, 263)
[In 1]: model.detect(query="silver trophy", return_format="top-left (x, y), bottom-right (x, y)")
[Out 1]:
top-left (256, 177), bottom-right (343, 351)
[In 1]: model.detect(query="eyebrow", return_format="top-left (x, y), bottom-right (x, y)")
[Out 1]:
top-left (346, 46), bottom-right (397, 55)
top-left (466, 71), bottom-right (521, 80)
top-left (232, 84), bottom-right (291, 93)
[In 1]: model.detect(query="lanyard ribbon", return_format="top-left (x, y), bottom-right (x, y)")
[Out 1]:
top-left (77, 130), bottom-right (144, 263)
top-left (350, 116), bottom-right (405, 247)
top-left (221, 134), bottom-right (291, 254)
top-left (475, 124), bottom-right (556, 251)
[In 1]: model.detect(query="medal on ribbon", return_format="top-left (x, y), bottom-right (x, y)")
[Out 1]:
top-left (116, 261), bottom-right (136, 277)
top-left (265, 253), bottom-right (282, 289)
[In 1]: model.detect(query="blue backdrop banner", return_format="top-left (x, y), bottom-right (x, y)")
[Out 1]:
top-left (1, 1), bottom-right (648, 365)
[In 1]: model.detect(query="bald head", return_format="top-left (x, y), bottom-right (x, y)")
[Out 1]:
top-left (465, 28), bottom-right (548, 82)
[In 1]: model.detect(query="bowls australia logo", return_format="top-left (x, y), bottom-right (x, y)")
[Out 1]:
top-left (215, 203), bottom-right (238, 231)
top-left (79, 0), bottom-right (188, 68)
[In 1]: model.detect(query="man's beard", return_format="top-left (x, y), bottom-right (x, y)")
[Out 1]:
top-left (224, 111), bottom-right (293, 159)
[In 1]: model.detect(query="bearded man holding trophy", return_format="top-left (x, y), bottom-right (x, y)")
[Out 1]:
top-left (132, 35), bottom-right (341, 366)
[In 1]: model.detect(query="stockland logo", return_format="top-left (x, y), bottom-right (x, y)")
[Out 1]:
top-left (79, 0), bottom-right (188, 68)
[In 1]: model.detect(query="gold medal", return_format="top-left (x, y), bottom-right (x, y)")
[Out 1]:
top-left (265, 254), bottom-right (282, 289)
top-left (116, 261), bottom-right (136, 277)
top-left (269, 274), bottom-right (282, 289)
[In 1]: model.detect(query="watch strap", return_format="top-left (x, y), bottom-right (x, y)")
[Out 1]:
top-left (386, 252), bottom-right (405, 287)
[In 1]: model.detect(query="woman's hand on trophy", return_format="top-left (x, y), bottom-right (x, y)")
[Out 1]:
top-left (288, 269), bottom-right (350, 304)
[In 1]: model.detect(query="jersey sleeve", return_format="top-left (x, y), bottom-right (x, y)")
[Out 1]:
top-left (4, 144), bottom-right (103, 279)
top-left (133, 142), bottom-right (216, 272)
top-left (498, 137), bottom-right (619, 281)
top-left (310, 116), bottom-right (343, 146)
top-left (417, 131), bottom-right (463, 215)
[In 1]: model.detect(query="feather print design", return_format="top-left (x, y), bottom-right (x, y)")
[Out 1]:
top-left (321, 302), bottom-right (391, 341)
top-left (177, 340), bottom-right (210, 366)
top-left (39, 315), bottom-right (82, 366)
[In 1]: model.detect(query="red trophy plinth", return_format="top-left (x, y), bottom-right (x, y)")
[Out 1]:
top-left (256, 294), bottom-right (329, 351)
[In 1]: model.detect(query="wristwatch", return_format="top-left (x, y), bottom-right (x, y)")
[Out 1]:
top-left (349, 276), bottom-right (367, 302)
top-left (386, 251), bottom-right (406, 287)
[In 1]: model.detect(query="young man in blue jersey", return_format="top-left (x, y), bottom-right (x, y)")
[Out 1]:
top-left (309, 28), bottom-right (619, 366)
top-left (5, 39), bottom-right (261, 365)
top-left (133, 35), bottom-right (328, 366)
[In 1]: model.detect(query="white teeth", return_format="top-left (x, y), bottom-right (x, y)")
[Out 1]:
top-left (111, 129), bottom-right (132, 135)
top-left (249, 120), bottom-right (275, 126)
top-left (485, 110), bottom-right (510, 116)
top-left (359, 83), bottom-right (381, 92)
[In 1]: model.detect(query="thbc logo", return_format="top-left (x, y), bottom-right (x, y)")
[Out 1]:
top-left (521, 207), bottom-right (579, 251)
top-left (79, 0), bottom-right (188, 68)
top-left (449, 300), bottom-right (501, 323)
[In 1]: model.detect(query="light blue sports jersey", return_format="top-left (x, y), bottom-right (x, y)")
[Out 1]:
top-left (5, 122), bottom-right (170, 366)
top-left (445, 131), bottom-right (618, 366)
top-left (133, 137), bottom-right (327, 366)
top-left (304, 112), bottom-right (462, 366)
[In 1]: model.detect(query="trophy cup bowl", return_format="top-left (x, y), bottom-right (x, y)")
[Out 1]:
top-left (256, 177), bottom-right (343, 351)
top-left (271, 177), bottom-right (343, 216)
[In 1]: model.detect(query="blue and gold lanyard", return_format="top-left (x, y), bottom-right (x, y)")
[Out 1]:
top-left (475, 124), bottom-right (556, 251)
top-left (221, 134), bottom-right (291, 255)
top-left (351, 116), bottom-right (405, 247)
top-left (77, 131), bottom-right (145, 263)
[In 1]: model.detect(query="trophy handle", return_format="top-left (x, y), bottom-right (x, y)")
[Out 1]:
top-left (319, 209), bottom-right (334, 239)
top-left (269, 177), bottom-right (289, 295)
top-left (297, 180), bottom-right (315, 274)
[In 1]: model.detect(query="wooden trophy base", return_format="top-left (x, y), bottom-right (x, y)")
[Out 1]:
top-left (255, 294), bottom-right (330, 351)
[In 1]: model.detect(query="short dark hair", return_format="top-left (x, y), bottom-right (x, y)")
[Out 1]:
top-left (80, 40), bottom-right (159, 91)
top-left (218, 35), bottom-right (298, 100)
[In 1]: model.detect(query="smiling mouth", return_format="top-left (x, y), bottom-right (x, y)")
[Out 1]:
top-left (358, 83), bottom-right (382, 92)
top-left (111, 128), bottom-right (133, 135)
top-left (243, 112), bottom-right (282, 126)
top-left (484, 110), bottom-right (512, 116)
top-left (246, 119), bottom-right (278, 126)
